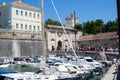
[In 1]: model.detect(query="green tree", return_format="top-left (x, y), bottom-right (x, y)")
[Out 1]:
top-left (104, 19), bottom-right (118, 32)
top-left (82, 19), bottom-right (118, 35)
top-left (74, 24), bottom-right (82, 31)
top-left (82, 21), bottom-right (90, 35)
top-left (113, 19), bottom-right (118, 31)
top-left (45, 18), bottom-right (61, 26)
top-left (54, 21), bottom-right (62, 26)
top-left (89, 21), bottom-right (96, 34)
top-left (94, 19), bottom-right (104, 33)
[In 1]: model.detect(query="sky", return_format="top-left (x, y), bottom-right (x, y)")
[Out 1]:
top-left (0, 0), bottom-right (117, 24)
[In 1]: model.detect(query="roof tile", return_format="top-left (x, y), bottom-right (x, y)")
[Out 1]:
top-left (78, 32), bottom-right (118, 41)
top-left (11, 1), bottom-right (38, 10)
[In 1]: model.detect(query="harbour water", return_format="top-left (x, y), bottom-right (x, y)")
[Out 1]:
top-left (0, 64), bottom-right (111, 80)
top-left (4, 64), bottom-right (40, 73)
top-left (88, 66), bottom-right (110, 80)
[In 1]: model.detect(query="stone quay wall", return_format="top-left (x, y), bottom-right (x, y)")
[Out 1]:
top-left (0, 29), bottom-right (42, 40)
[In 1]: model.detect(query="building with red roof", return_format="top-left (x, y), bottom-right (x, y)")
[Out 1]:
top-left (77, 32), bottom-right (119, 50)
top-left (0, 0), bottom-right (41, 32)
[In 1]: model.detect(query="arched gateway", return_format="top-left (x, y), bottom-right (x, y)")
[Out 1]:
top-left (46, 25), bottom-right (81, 51)
top-left (57, 40), bottom-right (62, 50)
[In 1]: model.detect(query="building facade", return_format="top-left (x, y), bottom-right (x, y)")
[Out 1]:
top-left (65, 12), bottom-right (79, 27)
top-left (0, 0), bottom-right (41, 32)
top-left (77, 32), bottom-right (119, 51)
top-left (45, 25), bottom-right (82, 51)
top-left (0, 0), bottom-right (82, 52)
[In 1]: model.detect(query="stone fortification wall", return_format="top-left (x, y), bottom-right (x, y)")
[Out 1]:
top-left (0, 29), bottom-right (42, 40)
top-left (0, 29), bottom-right (42, 57)
top-left (0, 39), bottom-right (42, 57)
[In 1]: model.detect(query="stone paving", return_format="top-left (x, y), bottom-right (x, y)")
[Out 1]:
top-left (101, 64), bottom-right (118, 80)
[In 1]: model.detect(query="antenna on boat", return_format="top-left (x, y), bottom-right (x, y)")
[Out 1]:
top-left (50, 0), bottom-right (78, 60)
top-left (41, 0), bottom-right (46, 62)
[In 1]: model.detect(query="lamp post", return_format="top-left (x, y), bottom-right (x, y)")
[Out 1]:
top-left (73, 11), bottom-right (78, 50)
top-left (74, 30), bottom-right (78, 50)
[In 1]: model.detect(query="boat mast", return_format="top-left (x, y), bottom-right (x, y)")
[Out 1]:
top-left (41, 0), bottom-right (46, 59)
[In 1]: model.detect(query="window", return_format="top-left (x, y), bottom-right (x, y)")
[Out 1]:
top-left (25, 25), bottom-right (27, 30)
top-left (16, 23), bottom-right (19, 29)
top-left (25, 12), bottom-right (27, 16)
top-left (86, 59), bottom-right (93, 62)
top-left (0, 12), bottom-right (1, 17)
top-left (33, 26), bottom-right (35, 30)
top-left (29, 12), bottom-right (32, 17)
top-left (21, 11), bottom-right (23, 16)
top-left (37, 14), bottom-right (40, 18)
top-left (16, 10), bottom-right (19, 15)
top-left (21, 24), bottom-right (23, 29)
top-left (33, 13), bottom-right (36, 18)
top-left (29, 25), bottom-right (32, 30)
top-left (37, 26), bottom-right (40, 30)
